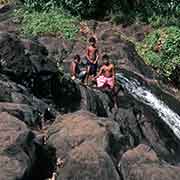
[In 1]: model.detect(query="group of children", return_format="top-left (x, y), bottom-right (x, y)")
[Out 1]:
top-left (70, 37), bottom-right (115, 89)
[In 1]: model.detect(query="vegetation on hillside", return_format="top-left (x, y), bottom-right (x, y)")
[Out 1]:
top-left (14, 8), bottom-right (79, 39)
top-left (137, 27), bottom-right (180, 79)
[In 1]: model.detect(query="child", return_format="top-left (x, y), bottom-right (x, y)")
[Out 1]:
top-left (95, 54), bottom-right (115, 89)
top-left (85, 36), bottom-right (99, 84)
top-left (70, 54), bottom-right (87, 83)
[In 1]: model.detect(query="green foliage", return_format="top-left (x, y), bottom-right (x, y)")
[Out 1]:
top-left (14, 8), bottom-right (79, 39)
top-left (137, 26), bottom-right (180, 78)
top-left (21, 0), bottom-right (108, 17)
top-left (148, 15), bottom-right (180, 28)
top-left (143, 0), bottom-right (180, 16)
top-left (21, 0), bottom-right (60, 11)
top-left (20, 0), bottom-right (180, 20)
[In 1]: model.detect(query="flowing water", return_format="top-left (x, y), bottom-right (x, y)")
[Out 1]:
top-left (116, 73), bottom-right (180, 140)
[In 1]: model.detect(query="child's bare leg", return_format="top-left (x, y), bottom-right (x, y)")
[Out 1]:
top-left (86, 66), bottom-right (91, 85)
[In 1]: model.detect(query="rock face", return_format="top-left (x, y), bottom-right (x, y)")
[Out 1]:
top-left (0, 74), bottom-right (57, 127)
top-left (0, 32), bottom-right (82, 112)
top-left (47, 111), bottom-right (122, 180)
top-left (114, 96), bottom-right (180, 163)
top-left (38, 36), bottom-right (74, 65)
top-left (51, 74), bottom-right (81, 112)
top-left (79, 85), bottom-right (114, 117)
top-left (0, 32), bottom-right (58, 98)
top-left (120, 144), bottom-right (180, 180)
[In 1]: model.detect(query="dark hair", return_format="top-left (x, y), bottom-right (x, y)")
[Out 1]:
top-left (89, 37), bottom-right (96, 43)
top-left (73, 54), bottom-right (80, 61)
top-left (102, 54), bottom-right (109, 60)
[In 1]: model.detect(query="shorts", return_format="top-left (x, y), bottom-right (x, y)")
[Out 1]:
top-left (97, 75), bottom-right (114, 89)
top-left (86, 59), bottom-right (97, 76)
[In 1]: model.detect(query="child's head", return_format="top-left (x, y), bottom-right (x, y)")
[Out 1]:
top-left (89, 37), bottom-right (96, 46)
top-left (73, 54), bottom-right (81, 63)
top-left (102, 54), bottom-right (109, 65)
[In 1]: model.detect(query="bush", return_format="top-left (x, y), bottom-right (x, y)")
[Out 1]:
top-left (137, 26), bottom-right (180, 78)
top-left (14, 8), bottom-right (79, 39)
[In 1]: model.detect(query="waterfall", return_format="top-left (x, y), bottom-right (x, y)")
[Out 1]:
top-left (116, 73), bottom-right (180, 140)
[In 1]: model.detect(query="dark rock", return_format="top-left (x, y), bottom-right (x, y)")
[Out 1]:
top-left (170, 64), bottom-right (180, 89)
top-left (79, 85), bottom-right (112, 117)
top-left (119, 144), bottom-right (180, 180)
top-left (51, 74), bottom-right (81, 112)
top-left (38, 36), bottom-right (74, 64)
top-left (0, 112), bottom-right (36, 180)
top-left (0, 74), bottom-right (58, 127)
top-left (0, 4), bottom-right (11, 14)
top-left (0, 102), bottom-right (40, 127)
top-left (0, 32), bottom-right (58, 98)
top-left (113, 94), bottom-right (180, 163)
top-left (0, 112), bottom-right (56, 180)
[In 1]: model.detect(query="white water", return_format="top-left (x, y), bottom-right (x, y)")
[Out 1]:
top-left (116, 73), bottom-right (180, 140)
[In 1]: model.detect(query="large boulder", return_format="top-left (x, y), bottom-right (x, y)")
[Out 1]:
top-left (47, 111), bottom-right (122, 180)
top-left (0, 32), bottom-right (58, 97)
top-left (119, 144), bottom-right (180, 180)
top-left (0, 112), bottom-right (56, 180)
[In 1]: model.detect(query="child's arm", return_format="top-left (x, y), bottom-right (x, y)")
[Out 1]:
top-left (94, 66), bottom-right (103, 79)
top-left (71, 62), bottom-right (76, 77)
top-left (93, 49), bottom-right (99, 64)
top-left (111, 64), bottom-right (116, 87)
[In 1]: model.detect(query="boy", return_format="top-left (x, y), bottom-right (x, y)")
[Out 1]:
top-left (70, 54), bottom-right (87, 83)
top-left (85, 37), bottom-right (99, 84)
top-left (94, 54), bottom-right (115, 89)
